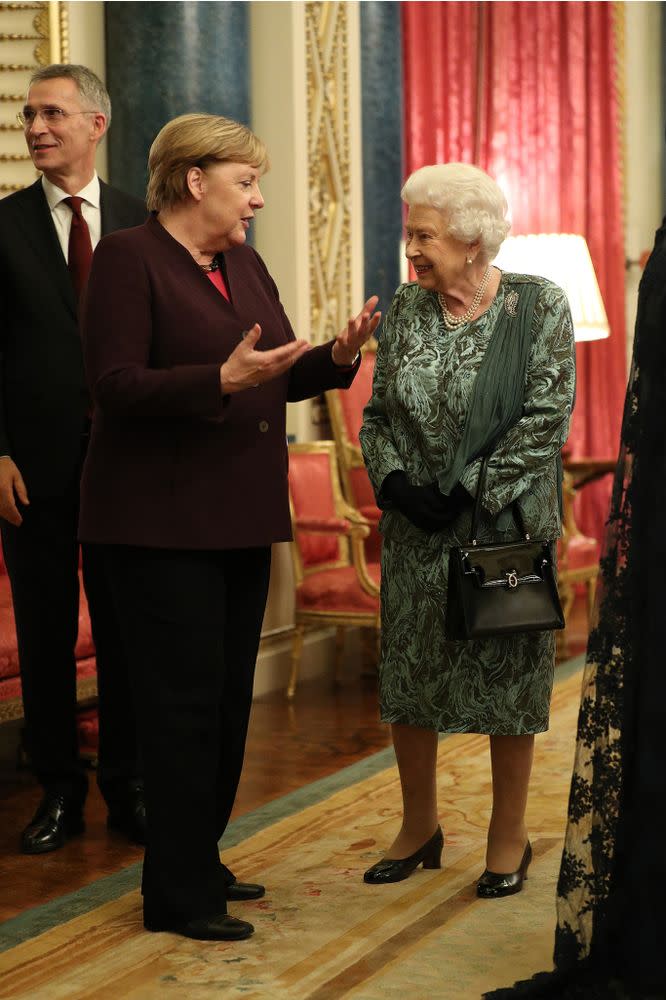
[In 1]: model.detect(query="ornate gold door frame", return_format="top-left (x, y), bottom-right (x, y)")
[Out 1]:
top-left (0, 0), bottom-right (68, 195)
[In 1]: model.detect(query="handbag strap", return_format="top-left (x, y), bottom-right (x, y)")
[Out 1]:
top-left (469, 455), bottom-right (529, 544)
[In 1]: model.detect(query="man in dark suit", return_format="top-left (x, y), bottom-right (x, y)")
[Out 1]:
top-left (0, 64), bottom-right (146, 853)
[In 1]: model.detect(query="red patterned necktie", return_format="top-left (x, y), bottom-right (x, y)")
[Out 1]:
top-left (64, 195), bottom-right (93, 298)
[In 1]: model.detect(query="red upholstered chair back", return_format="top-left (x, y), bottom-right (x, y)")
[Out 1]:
top-left (349, 466), bottom-right (381, 521)
top-left (325, 345), bottom-right (381, 561)
top-left (288, 445), bottom-right (345, 570)
top-left (336, 351), bottom-right (375, 448)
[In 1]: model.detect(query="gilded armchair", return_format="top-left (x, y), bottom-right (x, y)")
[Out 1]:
top-left (287, 441), bottom-right (380, 699)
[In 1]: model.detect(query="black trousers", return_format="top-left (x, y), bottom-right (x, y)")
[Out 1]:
top-left (103, 544), bottom-right (271, 920)
top-left (0, 488), bottom-right (139, 804)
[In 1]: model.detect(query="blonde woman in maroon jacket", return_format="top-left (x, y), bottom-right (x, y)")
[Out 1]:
top-left (79, 113), bottom-right (380, 942)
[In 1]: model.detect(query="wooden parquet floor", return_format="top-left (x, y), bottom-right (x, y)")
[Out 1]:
top-left (0, 603), bottom-right (588, 926)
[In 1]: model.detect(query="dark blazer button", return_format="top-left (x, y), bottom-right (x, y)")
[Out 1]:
top-left (259, 420), bottom-right (269, 432)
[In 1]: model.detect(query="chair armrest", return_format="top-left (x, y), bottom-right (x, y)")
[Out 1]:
top-left (333, 500), bottom-right (380, 597)
top-left (294, 515), bottom-right (353, 534)
top-left (347, 443), bottom-right (366, 468)
top-left (353, 552), bottom-right (380, 598)
top-left (298, 499), bottom-right (379, 596)
top-left (358, 504), bottom-right (381, 526)
top-left (294, 513), bottom-right (371, 540)
top-left (338, 500), bottom-right (371, 527)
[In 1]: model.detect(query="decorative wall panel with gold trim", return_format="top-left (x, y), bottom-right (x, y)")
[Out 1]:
top-left (306, 1), bottom-right (353, 345)
top-left (0, 0), bottom-right (68, 195)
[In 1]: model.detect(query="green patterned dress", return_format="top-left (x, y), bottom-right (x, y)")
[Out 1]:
top-left (359, 273), bottom-right (576, 735)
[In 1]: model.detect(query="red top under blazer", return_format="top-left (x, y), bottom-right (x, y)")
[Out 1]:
top-left (78, 216), bottom-right (359, 550)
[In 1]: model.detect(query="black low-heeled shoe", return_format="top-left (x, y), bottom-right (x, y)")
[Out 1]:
top-left (144, 910), bottom-right (254, 941)
top-left (363, 826), bottom-right (444, 884)
top-left (476, 841), bottom-right (532, 899)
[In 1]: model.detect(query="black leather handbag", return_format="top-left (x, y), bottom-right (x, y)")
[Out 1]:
top-left (446, 456), bottom-right (564, 640)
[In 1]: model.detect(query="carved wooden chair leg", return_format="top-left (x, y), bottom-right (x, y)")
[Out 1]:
top-left (333, 626), bottom-right (346, 686)
top-left (287, 623), bottom-right (305, 700)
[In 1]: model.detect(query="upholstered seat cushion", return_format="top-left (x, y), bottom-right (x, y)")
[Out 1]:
top-left (565, 533), bottom-right (600, 568)
top-left (557, 533), bottom-right (600, 570)
top-left (296, 564), bottom-right (380, 614)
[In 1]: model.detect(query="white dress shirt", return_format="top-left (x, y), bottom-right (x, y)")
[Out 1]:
top-left (41, 173), bottom-right (102, 262)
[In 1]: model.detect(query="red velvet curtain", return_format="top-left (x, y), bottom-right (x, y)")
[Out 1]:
top-left (402, 1), bottom-right (626, 540)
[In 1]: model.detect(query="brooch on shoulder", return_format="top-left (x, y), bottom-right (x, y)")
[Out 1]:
top-left (504, 290), bottom-right (519, 316)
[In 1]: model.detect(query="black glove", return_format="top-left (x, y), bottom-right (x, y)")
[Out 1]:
top-left (380, 471), bottom-right (471, 533)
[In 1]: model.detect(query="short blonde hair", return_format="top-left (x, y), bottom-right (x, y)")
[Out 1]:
top-left (401, 163), bottom-right (510, 260)
top-left (147, 113), bottom-right (269, 212)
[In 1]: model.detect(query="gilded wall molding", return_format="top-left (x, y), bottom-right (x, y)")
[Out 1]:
top-left (0, 0), bottom-right (68, 194)
top-left (306, 1), bottom-right (353, 344)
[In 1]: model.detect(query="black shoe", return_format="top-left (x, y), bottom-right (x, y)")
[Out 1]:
top-left (476, 841), bottom-right (532, 898)
top-left (226, 879), bottom-right (266, 902)
top-left (106, 781), bottom-right (146, 845)
top-left (20, 792), bottom-right (85, 855)
top-left (144, 911), bottom-right (254, 941)
top-left (363, 826), bottom-right (444, 884)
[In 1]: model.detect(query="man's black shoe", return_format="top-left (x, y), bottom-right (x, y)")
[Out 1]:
top-left (20, 792), bottom-right (85, 854)
top-left (144, 911), bottom-right (254, 940)
top-left (226, 880), bottom-right (266, 901)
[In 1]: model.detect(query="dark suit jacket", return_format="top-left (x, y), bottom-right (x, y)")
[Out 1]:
top-left (79, 215), bottom-right (359, 550)
top-left (0, 179), bottom-right (146, 497)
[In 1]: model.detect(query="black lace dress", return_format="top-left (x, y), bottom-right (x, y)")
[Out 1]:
top-left (486, 220), bottom-right (666, 999)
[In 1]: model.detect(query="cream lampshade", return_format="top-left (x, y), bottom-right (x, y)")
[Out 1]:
top-left (493, 233), bottom-right (610, 342)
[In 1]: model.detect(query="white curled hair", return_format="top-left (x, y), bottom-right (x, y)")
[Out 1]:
top-left (401, 163), bottom-right (511, 260)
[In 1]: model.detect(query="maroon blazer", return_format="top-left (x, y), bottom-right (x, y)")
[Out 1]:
top-left (79, 216), bottom-right (358, 549)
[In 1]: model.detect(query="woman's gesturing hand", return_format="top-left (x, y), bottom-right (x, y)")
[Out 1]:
top-left (219, 324), bottom-right (311, 394)
top-left (331, 296), bottom-right (382, 367)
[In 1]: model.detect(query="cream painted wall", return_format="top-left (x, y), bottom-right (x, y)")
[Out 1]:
top-left (67, 1), bottom-right (108, 177)
top-left (249, 1), bottom-right (311, 446)
top-left (249, 2), bottom-right (366, 689)
top-left (624, 1), bottom-right (663, 357)
top-left (248, 2), bottom-right (325, 674)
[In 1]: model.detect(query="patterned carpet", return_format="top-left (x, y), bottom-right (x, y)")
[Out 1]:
top-left (0, 657), bottom-right (584, 1000)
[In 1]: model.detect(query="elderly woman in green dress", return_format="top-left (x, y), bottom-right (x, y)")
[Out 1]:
top-left (359, 163), bottom-right (576, 898)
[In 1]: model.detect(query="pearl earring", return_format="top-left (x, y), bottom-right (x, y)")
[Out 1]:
top-left (466, 257), bottom-right (473, 265)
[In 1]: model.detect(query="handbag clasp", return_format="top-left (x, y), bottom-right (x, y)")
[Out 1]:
top-left (506, 570), bottom-right (519, 589)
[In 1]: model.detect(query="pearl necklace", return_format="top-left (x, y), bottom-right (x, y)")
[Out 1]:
top-left (438, 265), bottom-right (492, 330)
